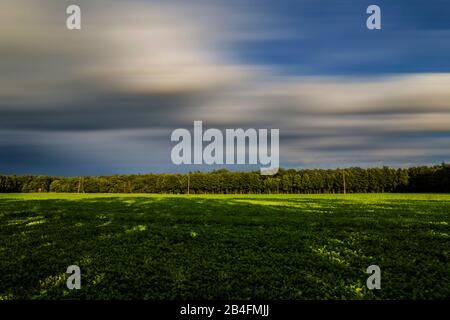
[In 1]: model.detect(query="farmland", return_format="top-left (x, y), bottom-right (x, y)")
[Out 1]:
top-left (0, 193), bottom-right (449, 300)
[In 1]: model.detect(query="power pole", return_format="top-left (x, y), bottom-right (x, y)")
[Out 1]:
top-left (187, 173), bottom-right (190, 195)
top-left (342, 169), bottom-right (346, 194)
top-left (77, 177), bottom-right (82, 194)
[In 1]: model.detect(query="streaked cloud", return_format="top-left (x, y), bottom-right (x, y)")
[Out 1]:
top-left (0, 0), bottom-right (449, 174)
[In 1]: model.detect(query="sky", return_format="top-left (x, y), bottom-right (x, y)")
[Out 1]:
top-left (1, 0), bottom-right (450, 176)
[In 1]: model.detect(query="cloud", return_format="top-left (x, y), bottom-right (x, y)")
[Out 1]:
top-left (0, 0), bottom-right (274, 104)
top-left (0, 0), bottom-right (449, 174)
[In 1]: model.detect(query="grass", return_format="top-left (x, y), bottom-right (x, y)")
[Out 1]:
top-left (0, 193), bottom-right (449, 300)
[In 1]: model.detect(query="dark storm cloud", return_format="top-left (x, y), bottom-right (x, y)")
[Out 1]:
top-left (0, 92), bottom-right (208, 131)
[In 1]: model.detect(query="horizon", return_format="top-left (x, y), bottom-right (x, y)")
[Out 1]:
top-left (2, 162), bottom-right (448, 178)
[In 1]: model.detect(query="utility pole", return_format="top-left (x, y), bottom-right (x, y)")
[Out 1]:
top-left (77, 177), bottom-right (82, 194)
top-left (342, 169), bottom-right (346, 194)
top-left (187, 172), bottom-right (190, 195)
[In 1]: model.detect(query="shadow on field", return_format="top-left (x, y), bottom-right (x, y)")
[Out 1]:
top-left (0, 195), bottom-right (448, 300)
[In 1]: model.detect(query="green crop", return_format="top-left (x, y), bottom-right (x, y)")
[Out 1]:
top-left (0, 193), bottom-right (448, 300)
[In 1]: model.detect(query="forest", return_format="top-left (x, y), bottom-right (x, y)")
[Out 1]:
top-left (0, 164), bottom-right (449, 194)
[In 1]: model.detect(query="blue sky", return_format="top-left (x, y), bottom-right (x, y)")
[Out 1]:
top-left (233, 0), bottom-right (450, 75)
top-left (0, 0), bottom-right (449, 175)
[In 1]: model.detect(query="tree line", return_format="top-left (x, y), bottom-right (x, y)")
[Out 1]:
top-left (0, 164), bottom-right (449, 194)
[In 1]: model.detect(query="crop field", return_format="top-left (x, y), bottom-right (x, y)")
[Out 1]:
top-left (0, 193), bottom-right (449, 300)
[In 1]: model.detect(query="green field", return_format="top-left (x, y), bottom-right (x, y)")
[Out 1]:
top-left (0, 193), bottom-right (449, 300)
